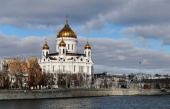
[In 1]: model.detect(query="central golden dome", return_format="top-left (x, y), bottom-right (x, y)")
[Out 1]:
top-left (57, 17), bottom-right (77, 39)
top-left (57, 24), bottom-right (77, 39)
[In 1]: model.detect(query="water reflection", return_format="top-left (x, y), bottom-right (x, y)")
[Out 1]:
top-left (0, 96), bottom-right (170, 109)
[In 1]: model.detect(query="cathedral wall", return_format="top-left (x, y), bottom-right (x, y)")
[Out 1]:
top-left (39, 60), bottom-right (93, 75)
top-left (56, 38), bottom-right (77, 53)
top-left (39, 19), bottom-right (93, 88)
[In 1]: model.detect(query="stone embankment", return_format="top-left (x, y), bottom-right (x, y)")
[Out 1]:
top-left (0, 88), bottom-right (166, 100)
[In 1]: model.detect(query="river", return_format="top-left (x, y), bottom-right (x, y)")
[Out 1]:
top-left (0, 96), bottom-right (170, 109)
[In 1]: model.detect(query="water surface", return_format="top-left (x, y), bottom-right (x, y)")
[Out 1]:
top-left (0, 96), bottom-right (170, 109)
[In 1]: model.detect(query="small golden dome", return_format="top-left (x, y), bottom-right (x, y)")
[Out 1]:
top-left (84, 41), bottom-right (91, 49)
top-left (43, 43), bottom-right (49, 49)
top-left (59, 39), bottom-right (66, 47)
top-left (43, 39), bottom-right (49, 49)
top-left (57, 16), bottom-right (77, 39)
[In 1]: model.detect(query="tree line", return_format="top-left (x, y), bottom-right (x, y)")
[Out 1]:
top-left (0, 57), bottom-right (49, 89)
top-left (0, 57), bottom-right (91, 89)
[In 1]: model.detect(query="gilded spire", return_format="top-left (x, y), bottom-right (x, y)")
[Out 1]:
top-left (57, 16), bottom-right (77, 39)
top-left (43, 38), bottom-right (49, 49)
top-left (84, 41), bottom-right (91, 49)
top-left (66, 15), bottom-right (68, 24)
top-left (45, 38), bottom-right (47, 44)
top-left (59, 38), bottom-right (66, 47)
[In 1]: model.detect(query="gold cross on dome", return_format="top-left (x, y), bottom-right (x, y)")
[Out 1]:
top-left (45, 38), bottom-right (47, 44)
top-left (66, 15), bottom-right (68, 24)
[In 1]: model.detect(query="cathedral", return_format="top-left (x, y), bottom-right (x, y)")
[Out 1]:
top-left (38, 17), bottom-right (94, 88)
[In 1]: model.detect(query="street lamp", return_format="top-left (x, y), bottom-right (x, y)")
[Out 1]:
top-left (139, 62), bottom-right (142, 89)
top-left (139, 62), bottom-right (141, 73)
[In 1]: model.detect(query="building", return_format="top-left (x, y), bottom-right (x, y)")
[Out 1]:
top-left (38, 17), bottom-right (94, 88)
top-left (0, 58), bottom-right (29, 89)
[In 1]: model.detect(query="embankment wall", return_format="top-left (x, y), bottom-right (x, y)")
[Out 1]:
top-left (0, 89), bottom-right (165, 100)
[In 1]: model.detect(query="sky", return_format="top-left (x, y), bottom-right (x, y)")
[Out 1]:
top-left (0, 0), bottom-right (170, 75)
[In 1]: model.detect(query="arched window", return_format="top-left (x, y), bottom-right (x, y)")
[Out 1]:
top-left (88, 51), bottom-right (90, 56)
top-left (63, 49), bottom-right (65, 54)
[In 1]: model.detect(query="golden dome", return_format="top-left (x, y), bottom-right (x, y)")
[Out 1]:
top-left (84, 41), bottom-right (91, 49)
top-left (43, 43), bottom-right (49, 49)
top-left (57, 17), bottom-right (77, 39)
top-left (59, 39), bottom-right (66, 47)
top-left (43, 39), bottom-right (49, 49)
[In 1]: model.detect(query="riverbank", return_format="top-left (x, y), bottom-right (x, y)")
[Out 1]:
top-left (0, 88), bottom-right (167, 100)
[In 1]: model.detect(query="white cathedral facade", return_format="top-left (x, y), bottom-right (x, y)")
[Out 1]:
top-left (38, 18), bottom-right (94, 88)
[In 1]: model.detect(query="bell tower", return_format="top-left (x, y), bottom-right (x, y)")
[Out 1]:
top-left (59, 38), bottom-right (66, 57)
top-left (84, 41), bottom-right (91, 58)
top-left (42, 39), bottom-right (49, 57)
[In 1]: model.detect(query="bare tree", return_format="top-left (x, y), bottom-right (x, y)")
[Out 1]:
top-left (57, 72), bottom-right (90, 88)
top-left (9, 58), bottom-right (26, 89)
top-left (40, 73), bottom-right (48, 88)
top-left (0, 71), bottom-right (10, 89)
top-left (27, 57), bottom-right (42, 89)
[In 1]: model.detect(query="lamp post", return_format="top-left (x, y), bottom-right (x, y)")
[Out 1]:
top-left (139, 62), bottom-right (141, 73)
top-left (139, 62), bottom-right (142, 89)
